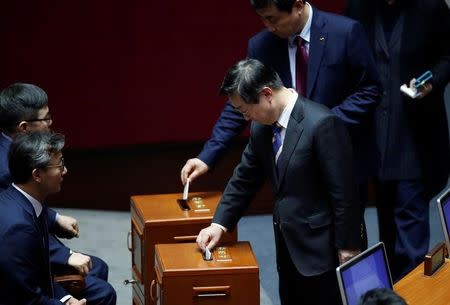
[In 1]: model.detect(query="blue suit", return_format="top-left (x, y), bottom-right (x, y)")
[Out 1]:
top-left (0, 134), bottom-right (116, 305)
top-left (0, 186), bottom-right (65, 304)
top-left (198, 7), bottom-right (380, 182)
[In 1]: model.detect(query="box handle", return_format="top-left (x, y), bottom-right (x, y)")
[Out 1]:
top-left (173, 235), bottom-right (197, 242)
top-left (127, 230), bottom-right (132, 251)
top-left (192, 285), bottom-right (230, 298)
top-left (150, 279), bottom-right (158, 301)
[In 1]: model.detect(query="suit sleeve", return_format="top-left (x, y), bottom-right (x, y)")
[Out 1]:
top-left (331, 21), bottom-right (380, 126)
top-left (197, 102), bottom-right (248, 167)
top-left (212, 133), bottom-right (266, 230)
top-left (46, 208), bottom-right (72, 265)
top-left (314, 115), bottom-right (361, 249)
top-left (0, 224), bottom-right (64, 305)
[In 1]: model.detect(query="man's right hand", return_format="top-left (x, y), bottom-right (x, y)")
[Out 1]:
top-left (196, 224), bottom-right (224, 252)
top-left (67, 297), bottom-right (87, 305)
top-left (67, 252), bottom-right (92, 276)
top-left (180, 158), bottom-right (210, 185)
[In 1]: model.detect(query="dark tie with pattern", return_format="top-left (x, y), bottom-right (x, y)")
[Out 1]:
top-left (295, 36), bottom-right (308, 96)
top-left (37, 208), bottom-right (55, 297)
top-left (272, 123), bottom-right (283, 161)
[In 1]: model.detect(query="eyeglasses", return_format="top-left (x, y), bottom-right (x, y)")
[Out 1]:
top-left (46, 157), bottom-right (65, 170)
top-left (23, 114), bottom-right (52, 124)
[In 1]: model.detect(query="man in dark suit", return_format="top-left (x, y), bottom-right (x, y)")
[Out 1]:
top-left (0, 83), bottom-right (116, 304)
top-left (346, 0), bottom-right (450, 280)
top-left (0, 131), bottom-right (87, 305)
top-left (197, 59), bottom-right (361, 305)
top-left (181, 0), bottom-right (379, 184)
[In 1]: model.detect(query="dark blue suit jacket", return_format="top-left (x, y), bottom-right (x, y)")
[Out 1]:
top-left (0, 134), bottom-right (72, 266)
top-left (198, 8), bottom-right (380, 179)
top-left (0, 186), bottom-right (66, 304)
top-left (213, 97), bottom-right (361, 276)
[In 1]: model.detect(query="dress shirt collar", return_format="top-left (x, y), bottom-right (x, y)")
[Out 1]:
top-left (288, 2), bottom-right (313, 46)
top-left (275, 89), bottom-right (298, 129)
top-left (1, 132), bottom-right (12, 142)
top-left (12, 183), bottom-right (43, 217)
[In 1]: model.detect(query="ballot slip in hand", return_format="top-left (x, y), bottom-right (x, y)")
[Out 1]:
top-left (204, 247), bottom-right (212, 261)
top-left (400, 84), bottom-right (419, 99)
top-left (183, 178), bottom-right (189, 200)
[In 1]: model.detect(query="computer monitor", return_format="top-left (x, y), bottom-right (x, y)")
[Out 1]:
top-left (336, 242), bottom-right (393, 305)
top-left (436, 186), bottom-right (450, 254)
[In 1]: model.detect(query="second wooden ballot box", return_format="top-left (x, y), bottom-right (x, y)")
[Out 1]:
top-left (130, 192), bottom-right (237, 305)
top-left (152, 242), bottom-right (260, 305)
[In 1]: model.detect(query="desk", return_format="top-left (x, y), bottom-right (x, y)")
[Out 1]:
top-left (394, 259), bottom-right (450, 304)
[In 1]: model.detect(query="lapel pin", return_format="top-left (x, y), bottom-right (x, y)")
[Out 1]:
top-left (319, 36), bottom-right (325, 43)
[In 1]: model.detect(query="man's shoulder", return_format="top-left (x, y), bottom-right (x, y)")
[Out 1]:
top-left (313, 7), bottom-right (360, 33)
top-left (249, 29), bottom-right (285, 47)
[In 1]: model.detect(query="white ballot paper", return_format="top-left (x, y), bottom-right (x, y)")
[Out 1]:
top-left (204, 247), bottom-right (212, 260)
top-left (400, 84), bottom-right (419, 99)
top-left (183, 178), bottom-right (190, 200)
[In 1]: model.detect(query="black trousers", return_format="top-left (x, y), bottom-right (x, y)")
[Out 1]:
top-left (276, 231), bottom-right (342, 305)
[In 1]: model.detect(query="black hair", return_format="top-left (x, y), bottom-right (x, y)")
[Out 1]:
top-left (250, 0), bottom-right (305, 13)
top-left (358, 288), bottom-right (407, 305)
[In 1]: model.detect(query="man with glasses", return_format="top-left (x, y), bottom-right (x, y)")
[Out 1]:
top-left (0, 131), bottom-right (87, 304)
top-left (0, 83), bottom-right (116, 305)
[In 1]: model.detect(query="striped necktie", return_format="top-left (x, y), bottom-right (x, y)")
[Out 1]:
top-left (295, 36), bottom-right (308, 96)
top-left (272, 123), bottom-right (283, 161)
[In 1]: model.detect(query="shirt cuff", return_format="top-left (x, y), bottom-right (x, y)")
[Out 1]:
top-left (60, 295), bottom-right (72, 303)
top-left (211, 222), bottom-right (228, 232)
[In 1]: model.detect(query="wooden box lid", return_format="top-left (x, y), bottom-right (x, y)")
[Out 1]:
top-left (130, 192), bottom-right (221, 226)
top-left (155, 242), bottom-right (259, 277)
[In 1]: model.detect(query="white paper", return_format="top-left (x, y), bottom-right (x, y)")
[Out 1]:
top-left (205, 247), bottom-right (212, 260)
top-left (400, 84), bottom-right (419, 99)
top-left (182, 178), bottom-right (189, 200)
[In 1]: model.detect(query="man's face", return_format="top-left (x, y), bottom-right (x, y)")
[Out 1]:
top-left (37, 152), bottom-right (67, 195)
top-left (230, 91), bottom-right (276, 125)
top-left (256, 2), bottom-right (304, 39)
top-left (23, 106), bottom-right (53, 132)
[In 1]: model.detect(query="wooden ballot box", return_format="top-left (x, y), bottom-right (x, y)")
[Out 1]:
top-left (130, 192), bottom-right (237, 305)
top-left (153, 242), bottom-right (259, 305)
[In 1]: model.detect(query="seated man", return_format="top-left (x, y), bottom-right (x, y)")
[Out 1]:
top-left (0, 131), bottom-right (86, 304)
top-left (0, 83), bottom-right (116, 305)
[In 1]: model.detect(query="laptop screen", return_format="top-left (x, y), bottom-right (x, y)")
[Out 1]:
top-left (336, 242), bottom-right (393, 305)
top-left (437, 187), bottom-right (450, 252)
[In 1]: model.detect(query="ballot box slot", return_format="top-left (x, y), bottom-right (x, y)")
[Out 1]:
top-left (172, 235), bottom-right (197, 242)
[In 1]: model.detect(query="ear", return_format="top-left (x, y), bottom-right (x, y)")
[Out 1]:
top-left (293, 0), bottom-right (305, 14)
top-left (17, 121), bottom-right (29, 133)
top-left (260, 87), bottom-right (274, 103)
top-left (31, 168), bottom-right (42, 183)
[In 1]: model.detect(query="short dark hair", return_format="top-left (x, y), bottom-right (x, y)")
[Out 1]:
top-left (219, 58), bottom-right (283, 104)
top-left (250, 0), bottom-right (304, 13)
top-left (358, 288), bottom-right (407, 305)
top-left (8, 131), bottom-right (65, 184)
top-left (0, 83), bottom-right (48, 133)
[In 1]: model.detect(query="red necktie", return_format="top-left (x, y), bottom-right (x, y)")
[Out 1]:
top-left (295, 37), bottom-right (308, 96)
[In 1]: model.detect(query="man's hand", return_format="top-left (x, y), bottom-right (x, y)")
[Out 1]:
top-left (180, 158), bottom-right (210, 185)
top-left (67, 252), bottom-right (92, 276)
top-left (57, 215), bottom-right (79, 238)
top-left (338, 249), bottom-right (360, 265)
top-left (409, 78), bottom-right (433, 99)
top-left (67, 297), bottom-right (87, 305)
top-left (196, 224), bottom-right (224, 252)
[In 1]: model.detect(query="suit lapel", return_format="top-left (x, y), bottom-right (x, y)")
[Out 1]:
top-left (374, 12), bottom-right (390, 59)
top-left (307, 9), bottom-right (327, 99)
top-left (276, 98), bottom-right (305, 189)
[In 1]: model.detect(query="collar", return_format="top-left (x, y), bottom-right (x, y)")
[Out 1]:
top-left (12, 183), bottom-right (43, 217)
top-left (288, 2), bottom-right (313, 46)
top-left (1, 132), bottom-right (12, 142)
top-left (275, 89), bottom-right (298, 129)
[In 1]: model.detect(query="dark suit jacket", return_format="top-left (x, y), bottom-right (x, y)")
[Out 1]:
top-left (198, 7), bottom-right (380, 180)
top-left (0, 134), bottom-right (72, 266)
top-left (0, 186), bottom-right (65, 305)
top-left (346, 0), bottom-right (450, 197)
top-left (213, 97), bottom-right (361, 276)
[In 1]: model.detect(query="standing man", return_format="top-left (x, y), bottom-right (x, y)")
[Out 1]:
top-left (0, 131), bottom-right (86, 305)
top-left (0, 83), bottom-right (116, 304)
top-left (181, 0), bottom-right (379, 185)
top-left (197, 59), bottom-right (361, 305)
top-left (346, 0), bottom-right (450, 280)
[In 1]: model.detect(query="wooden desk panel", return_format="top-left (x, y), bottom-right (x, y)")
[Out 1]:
top-left (394, 259), bottom-right (450, 305)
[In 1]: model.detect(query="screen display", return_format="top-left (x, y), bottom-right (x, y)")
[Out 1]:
top-left (442, 196), bottom-right (450, 237)
top-left (341, 247), bottom-right (392, 305)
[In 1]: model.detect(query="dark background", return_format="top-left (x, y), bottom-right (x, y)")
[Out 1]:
top-left (0, 0), bottom-right (345, 210)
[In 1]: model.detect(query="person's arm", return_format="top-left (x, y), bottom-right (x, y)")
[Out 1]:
top-left (0, 224), bottom-right (65, 305)
top-left (331, 21), bottom-right (380, 126)
top-left (181, 102), bottom-right (248, 184)
top-left (315, 115), bottom-right (361, 252)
